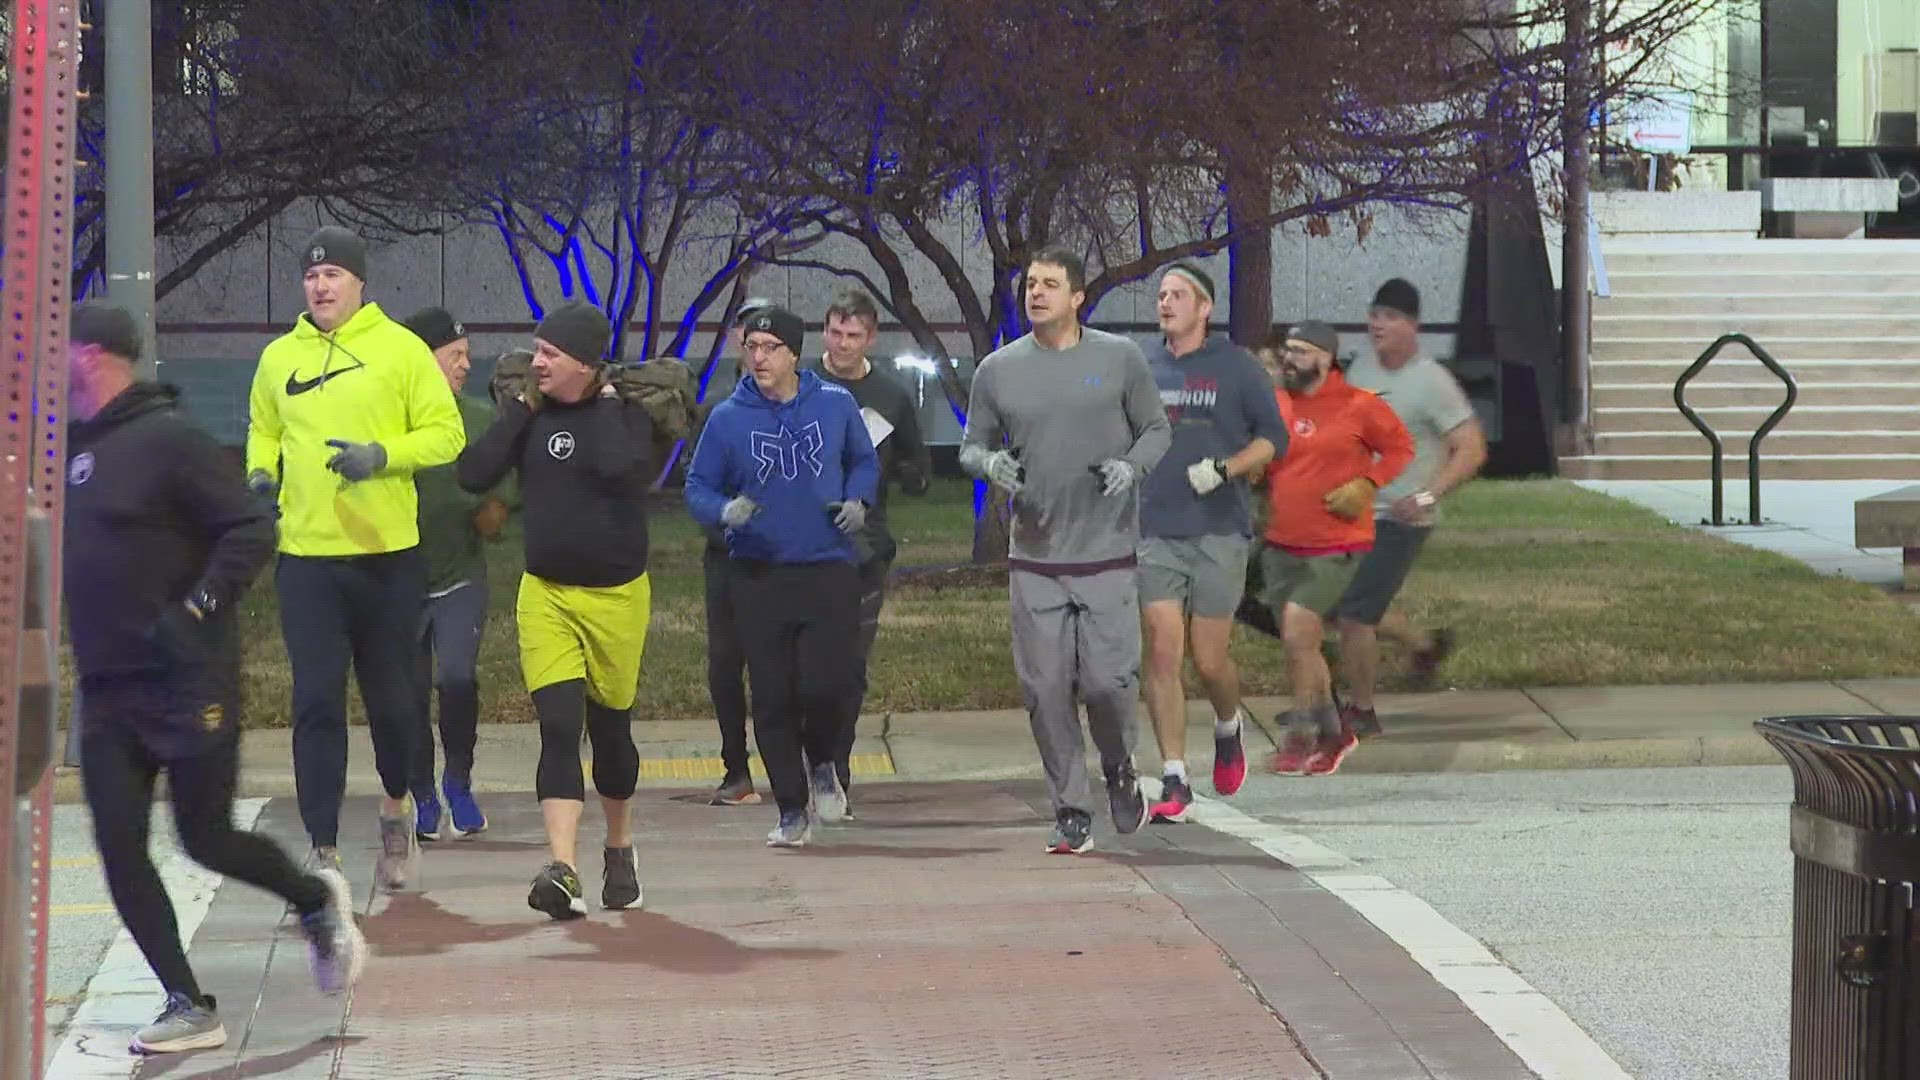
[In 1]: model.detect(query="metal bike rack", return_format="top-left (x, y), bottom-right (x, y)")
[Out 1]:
top-left (1673, 333), bottom-right (1798, 527)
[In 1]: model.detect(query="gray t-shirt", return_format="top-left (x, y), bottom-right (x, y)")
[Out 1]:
top-left (1342, 353), bottom-right (1477, 522)
top-left (1139, 335), bottom-right (1289, 540)
top-left (962, 328), bottom-right (1172, 567)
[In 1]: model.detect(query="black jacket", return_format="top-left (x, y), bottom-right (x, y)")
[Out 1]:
top-left (813, 360), bottom-right (930, 561)
top-left (456, 392), bottom-right (653, 588)
top-left (63, 383), bottom-right (274, 690)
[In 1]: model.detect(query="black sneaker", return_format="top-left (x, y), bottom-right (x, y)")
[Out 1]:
top-left (1046, 808), bottom-right (1093, 854)
top-left (709, 770), bottom-right (762, 806)
top-left (1150, 773), bottom-right (1193, 823)
top-left (1103, 761), bottom-right (1149, 835)
top-left (1408, 628), bottom-right (1455, 689)
top-left (527, 861), bottom-right (587, 921)
top-left (601, 846), bottom-right (642, 910)
top-left (1343, 705), bottom-right (1384, 739)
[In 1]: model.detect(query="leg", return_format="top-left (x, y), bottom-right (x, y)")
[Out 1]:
top-left (276, 556), bottom-right (354, 850)
top-left (1009, 570), bottom-right (1092, 818)
top-left (1332, 522), bottom-right (1433, 715)
top-left (432, 580), bottom-right (488, 780)
top-left (408, 595), bottom-right (439, 808)
top-left (346, 551), bottom-right (429, 814)
top-left (168, 731), bottom-right (330, 916)
top-left (532, 681), bottom-right (589, 864)
top-left (703, 551), bottom-right (753, 779)
top-left (1282, 604), bottom-right (1334, 722)
top-left (1186, 535), bottom-right (1253, 724)
top-left (1138, 538), bottom-right (1193, 775)
top-left (835, 555), bottom-right (890, 791)
top-left (795, 562), bottom-right (860, 820)
top-left (575, 570), bottom-right (649, 866)
top-left (80, 702), bottom-right (200, 1002)
top-left (1073, 569), bottom-right (1148, 834)
top-left (732, 566), bottom-right (809, 813)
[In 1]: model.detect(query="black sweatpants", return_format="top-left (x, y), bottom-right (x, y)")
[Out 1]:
top-left (81, 682), bottom-right (328, 1004)
top-left (728, 560), bottom-right (860, 813)
top-left (411, 578), bottom-right (489, 797)
top-left (834, 555), bottom-right (892, 791)
top-left (702, 548), bottom-right (751, 776)
top-left (276, 549), bottom-right (427, 848)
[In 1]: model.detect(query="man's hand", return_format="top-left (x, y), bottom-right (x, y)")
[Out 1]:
top-left (246, 469), bottom-right (277, 500)
top-left (1323, 476), bottom-right (1376, 520)
top-left (521, 383), bottom-right (546, 413)
top-left (1187, 457), bottom-right (1229, 496)
top-left (721, 495), bottom-right (759, 528)
top-left (324, 440), bottom-right (387, 482)
top-left (1092, 458), bottom-right (1137, 498)
top-left (981, 449), bottom-right (1023, 494)
top-left (830, 499), bottom-right (867, 534)
top-left (1388, 491), bottom-right (1436, 525)
top-left (472, 497), bottom-right (511, 540)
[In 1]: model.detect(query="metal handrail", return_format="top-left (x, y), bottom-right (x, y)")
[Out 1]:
top-left (1673, 333), bottom-right (1798, 527)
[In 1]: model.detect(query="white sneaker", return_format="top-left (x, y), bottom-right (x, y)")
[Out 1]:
top-left (300, 867), bottom-right (367, 996)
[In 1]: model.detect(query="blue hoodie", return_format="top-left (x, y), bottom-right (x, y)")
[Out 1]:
top-left (685, 370), bottom-right (881, 564)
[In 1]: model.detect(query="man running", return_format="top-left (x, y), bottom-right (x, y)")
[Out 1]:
top-left (705, 296), bottom-right (775, 807)
top-left (65, 302), bottom-right (365, 1054)
top-left (1137, 265), bottom-right (1287, 822)
top-left (812, 287), bottom-right (930, 815)
top-left (685, 304), bottom-right (879, 848)
top-left (1258, 321), bottom-right (1412, 776)
top-left (1334, 279), bottom-right (1486, 736)
top-left (457, 301), bottom-right (654, 919)
top-left (402, 308), bottom-right (513, 839)
top-left (960, 247), bottom-right (1171, 854)
top-left (245, 226), bottom-right (465, 892)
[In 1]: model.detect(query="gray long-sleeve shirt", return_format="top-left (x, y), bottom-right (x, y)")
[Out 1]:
top-left (961, 328), bottom-right (1172, 570)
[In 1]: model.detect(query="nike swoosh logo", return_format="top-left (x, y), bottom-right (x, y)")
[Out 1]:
top-left (285, 360), bottom-right (364, 396)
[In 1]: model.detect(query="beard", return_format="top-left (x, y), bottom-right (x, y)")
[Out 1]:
top-left (1280, 363), bottom-right (1320, 391)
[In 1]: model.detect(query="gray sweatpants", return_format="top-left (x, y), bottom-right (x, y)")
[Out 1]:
top-left (1009, 567), bottom-right (1141, 816)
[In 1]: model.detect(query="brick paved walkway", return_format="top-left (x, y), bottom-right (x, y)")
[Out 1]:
top-left (123, 782), bottom-right (1531, 1079)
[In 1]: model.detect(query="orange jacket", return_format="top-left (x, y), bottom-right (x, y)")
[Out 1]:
top-left (1262, 369), bottom-right (1414, 554)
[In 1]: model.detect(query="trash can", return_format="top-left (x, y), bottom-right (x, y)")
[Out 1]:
top-left (1756, 715), bottom-right (1920, 1079)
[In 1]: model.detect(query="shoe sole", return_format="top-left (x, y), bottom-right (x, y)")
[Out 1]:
top-left (132, 1028), bottom-right (228, 1054)
top-left (448, 821), bottom-right (488, 839)
top-left (1148, 800), bottom-right (1190, 824)
top-left (766, 831), bottom-right (812, 848)
top-left (1046, 837), bottom-right (1093, 854)
top-left (710, 791), bottom-right (763, 806)
top-left (528, 876), bottom-right (587, 920)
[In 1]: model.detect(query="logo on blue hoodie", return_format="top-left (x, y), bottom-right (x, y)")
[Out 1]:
top-left (751, 421), bottom-right (825, 482)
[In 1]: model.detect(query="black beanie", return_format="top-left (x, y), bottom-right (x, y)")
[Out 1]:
top-left (402, 307), bottom-right (467, 352)
top-left (535, 301), bottom-right (612, 365)
top-left (71, 300), bottom-right (141, 360)
top-left (303, 226), bottom-right (368, 282)
top-left (1371, 278), bottom-right (1420, 321)
top-left (740, 305), bottom-right (805, 357)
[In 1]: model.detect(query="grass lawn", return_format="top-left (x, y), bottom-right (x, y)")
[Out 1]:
top-left (180, 476), bottom-right (1920, 728)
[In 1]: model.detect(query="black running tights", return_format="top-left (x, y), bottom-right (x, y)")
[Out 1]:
top-left (532, 680), bottom-right (639, 802)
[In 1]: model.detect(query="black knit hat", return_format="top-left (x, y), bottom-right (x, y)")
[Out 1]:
top-left (1286, 319), bottom-right (1340, 358)
top-left (303, 226), bottom-right (368, 282)
top-left (535, 301), bottom-right (612, 365)
top-left (740, 305), bottom-right (805, 357)
top-left (71, 300), bottom-right (141, 360)
top-left (402, 307), bottom-right (467, 352)
top-left (1371, 278), bottom-right (1420, 321)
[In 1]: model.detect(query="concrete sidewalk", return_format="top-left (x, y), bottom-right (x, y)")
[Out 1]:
top-left (64, 785), bottom-right (1532, 1079)
top-left (47, 677), bottom-right (1908, 806)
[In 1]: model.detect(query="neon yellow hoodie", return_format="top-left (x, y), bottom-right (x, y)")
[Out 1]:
top-left (246, 302), bottom-right (465, 556)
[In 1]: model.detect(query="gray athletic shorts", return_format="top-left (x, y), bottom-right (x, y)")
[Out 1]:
top-left (1137, 535), bottom-right (1251, 619)
top-left (1332, 520), bottom-right (1432, 625)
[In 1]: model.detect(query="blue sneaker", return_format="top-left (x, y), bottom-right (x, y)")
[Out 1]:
top-left (414, 795), bottom-right (443, 843)
top-left (442, 776), bottom-right (487, 838)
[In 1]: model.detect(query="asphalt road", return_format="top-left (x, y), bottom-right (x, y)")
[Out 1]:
top-left (1225, 764), bottom-right (1795, 1080)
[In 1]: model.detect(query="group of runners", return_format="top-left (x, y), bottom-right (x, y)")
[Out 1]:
top-left (59, 227), bottom-right (1482, 1054)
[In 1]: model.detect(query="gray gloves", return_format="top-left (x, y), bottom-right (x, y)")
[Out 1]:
top-left (830, 500), bottom-right (867, 534)
top-left (324, 440), bottom-right (387, 482)
top-left (1092, 458), bottom-right (1138, 497)
top-left (721, 495), bottom-right (759, 528)
top-left (960, 443), bottom-right (1024, 495)
top-left (246, 470), bottom-right (277, 499)
top-left (1187, 456), bottom-right (1229, 496)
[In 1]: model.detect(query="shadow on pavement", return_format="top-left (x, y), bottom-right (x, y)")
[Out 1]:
top-left (543, 909), bottom-right (840, 973)
top-left (137, 1034), bottom-right (363, 1078)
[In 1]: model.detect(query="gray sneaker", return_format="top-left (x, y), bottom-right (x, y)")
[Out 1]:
top-left (1045, 809), bottom-right (1094, 855)
top-left (1103, 761), bottom-right (1148, 835)
top-left (130, 992), bottom-right (226, 1054)
top-left (809, 762), bottom-right (847, 824)
top-left (375, 808), bottom-right (417, 893)
top-left (766, 808), bottom-right (812, 848)
top-left (299, 868), bottom-right (366, 995)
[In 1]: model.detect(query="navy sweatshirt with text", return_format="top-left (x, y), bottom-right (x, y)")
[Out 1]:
top-left (685, 371), bottom-right (880, 564)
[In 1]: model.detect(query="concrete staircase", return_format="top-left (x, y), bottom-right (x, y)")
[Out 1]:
top-left (1561, 239), bottom-right (1920, 480)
